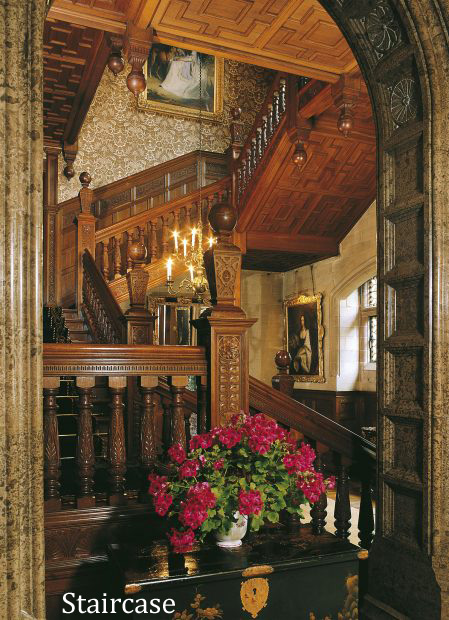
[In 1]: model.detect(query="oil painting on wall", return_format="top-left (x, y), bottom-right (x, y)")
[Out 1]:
top-left (139, 44), bottom-right (224, 121)
top-left (285, 293), bottom-right (325, 383)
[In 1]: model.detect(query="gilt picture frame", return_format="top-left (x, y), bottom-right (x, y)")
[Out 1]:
top-left (284, 293), bottom-right (325, 383)
top-left (138, 43), bottom-right (224, 122)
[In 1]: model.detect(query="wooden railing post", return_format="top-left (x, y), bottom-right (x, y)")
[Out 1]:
top-left (272, 349), bottom-right (295, 397)
top-left (108, 376), bottom-right (127, 505)
top-left (161, 394), bottom-right (172, 456)
top-left (171, 376), bottom-right (188, 450)
top-left (358, 459), bottom-right (375, 549)
top-left (140, 376), bottom-right (158, 490)
top-left (123, 240), bottom-right (155, 345)
top-left (75, 172), bottom-right (96, 310)
top-left (76, 376), bottom-right (96, 509)
top-left (43, 146), bottom-right (60, 306)
top-left (310, 449), bottom-right (328, 535)
top-left (193, 200), bottom-right (256, 427)
top-left (43, 377), bottom-right (61, 512)
top-left (334, 461), bottom-right (351, 539)
top-left (197, 375), bottom-right (208, 434)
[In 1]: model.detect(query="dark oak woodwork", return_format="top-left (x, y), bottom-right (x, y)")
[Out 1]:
top-left (310, 451), bottom-right (327, 535)
top-left (334, 464), bottom-right (351, 540)
top-left (108, 378), bottom-right (127, 505)
top-left (170, 377), bottom-right (188, 450)
top-left (140, 377), bottom-right (158, 471)
top-left (76, 377), bottom-right (96, 509)
top-left (358, 464), bottom-right (375, 549)
top-left (44, 381), bottom-right (61, 512)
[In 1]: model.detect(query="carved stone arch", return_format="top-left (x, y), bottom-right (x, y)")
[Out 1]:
top-left (316, 1), bottom-right (449, 618)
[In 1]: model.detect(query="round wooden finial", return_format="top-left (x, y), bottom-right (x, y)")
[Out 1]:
top-left (128, 239), bottom-right (147, 263)
top-left (337, 108), bottom-right (354, 137)
top-left (63, 163), bottom-right (75, 180)
top-left (208, 198), bottom-right (237, 238)
top-left (127, 69), bottom-right (146, 97)
top-left (79, 172), bottom-right (91, 188)
top-left (108, 51), bottom-right (125, 76)
top-left (275, 350), bottom-right (291, 372)
top-left (292, 142), bottom-right (307, 167)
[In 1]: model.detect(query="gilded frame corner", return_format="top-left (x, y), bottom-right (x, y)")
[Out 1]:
top-left (284, 292), bottom-right (325, 383)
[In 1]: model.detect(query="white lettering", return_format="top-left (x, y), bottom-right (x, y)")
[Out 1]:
top-left (78, 596), bottom-right (87, 614)
top-left (134, 599), bottom-right (148, 614)
top-left (122, 599), bottom-right (134, 614)
top-left (62, 592), bottom-right (76, 614)
top-left (110, 598), bottom-right (121, 613)
top-left (163, 599), bottom-right (175, 614)
top-left (86, 598), bottom-right (99, 614)
top-left (149, 599), bottom-right (161, 613)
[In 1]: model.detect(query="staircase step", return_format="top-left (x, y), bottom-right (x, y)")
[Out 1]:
top-left (64, 318), bottom-right (86, 330)
top-left (68, 330), bottom-right (91, 342)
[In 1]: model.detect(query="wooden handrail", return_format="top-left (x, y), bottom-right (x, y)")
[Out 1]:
top-left (249, 375), bottom-right (375, 463)
top-left (82, 249), bottom-right (125, 343)
top-left (95, 177), bottom-right (231, 244)
top-left (43, 342), bottom-right (207, 377)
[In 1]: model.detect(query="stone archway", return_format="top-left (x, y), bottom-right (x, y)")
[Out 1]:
top-left (316, 1), bottom-right (449, 618)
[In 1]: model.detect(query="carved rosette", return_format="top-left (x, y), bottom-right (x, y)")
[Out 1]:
top-left (217, 335), bottom-right (242, 422)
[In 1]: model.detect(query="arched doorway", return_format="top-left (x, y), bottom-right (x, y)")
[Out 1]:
top-left (2, 1), bottom-right (449, 618)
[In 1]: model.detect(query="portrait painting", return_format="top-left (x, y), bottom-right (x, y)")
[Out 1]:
top-left (285, 293), bottom-right (325, 383)
top-left (138, 44), bottom-right (224, 121)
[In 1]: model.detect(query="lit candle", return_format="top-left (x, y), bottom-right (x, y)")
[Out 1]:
top-left (191, 228), bottom-right (197, 247)
top-left (209, 236), bottom-right (214, 248)
top-left (166, 258), bottom-right (172, 280)
top-left (189, 264), bottom-right (194, 281)
top-left (173, 230), bottom-right (179, 251)
top-left (182, 238), bottom-right (187, 257)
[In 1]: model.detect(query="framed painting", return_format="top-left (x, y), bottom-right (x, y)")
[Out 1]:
top-left (138, 44), bottom-right (224, 122)
top-left (284, 293), bottom-right (325, 383)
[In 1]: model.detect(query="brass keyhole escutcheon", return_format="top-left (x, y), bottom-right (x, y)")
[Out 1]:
top-left (240, 577), bottom-right (270, 618)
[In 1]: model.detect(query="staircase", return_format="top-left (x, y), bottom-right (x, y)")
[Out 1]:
top-left (61, 308), bottom-right (91, 343)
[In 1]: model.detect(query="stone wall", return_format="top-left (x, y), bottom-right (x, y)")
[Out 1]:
top-left (58, 60), bottom-right (272, 202)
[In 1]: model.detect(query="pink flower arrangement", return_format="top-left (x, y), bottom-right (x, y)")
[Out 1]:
top-left (149, 413), bottom-right (334, 553)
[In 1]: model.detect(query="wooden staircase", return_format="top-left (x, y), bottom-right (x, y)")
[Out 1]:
top-left (61, 308), bottom-right (91, 343)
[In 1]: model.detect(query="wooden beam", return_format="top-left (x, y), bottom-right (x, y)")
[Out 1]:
top-left (48, 1), bottom-right (126, 33)
top-left (246, 231), bottom-right (339, 255)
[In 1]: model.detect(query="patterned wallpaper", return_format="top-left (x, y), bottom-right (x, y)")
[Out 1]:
top-left (58, 60), bottom-right (273, 202)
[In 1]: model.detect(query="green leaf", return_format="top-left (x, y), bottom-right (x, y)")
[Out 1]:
top-left (266, 511), bottom-right (279, 523)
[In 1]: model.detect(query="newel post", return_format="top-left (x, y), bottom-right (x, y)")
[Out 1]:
top-left (74, 172), bottom-right (96, 309)
top-left (272, 350), bottom-right (295, 397)
top-left (193, 196), bottom-right (256, 427)
top-left (123, 239), bottom-right (156, 344)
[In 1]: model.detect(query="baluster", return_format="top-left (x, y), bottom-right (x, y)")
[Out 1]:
top-left (127, 229), bottom-right (134, 270)
top-left (161, 394), bottom-right (172, 455)
top-left (279, 78), bottom-right (286, 114)
top-left (256, 127), bottom-right (263, 163)
top-left (237, 167), bottom-right (243, 201)
top-left (261, 115), bottom-right (268, 150)
top-left (273, 90), bottom-right (280, 126)
top-left (138, 225), bottom-right (145, 244)
top-left (102, 239), bottom-right (109, 280)
top-left (44, 378), bottom-right (61, 512)
top-left (108, 376), bottom-right (127, 505)
top-left (173, 209), bottom-right (180, 251)
top-left (251, 137), bottom-right (257, 170)
top-left (334, 462), bottom-right (351, 539)
top-left (76, 377), bottom-right (96, 509)
top-left (310, 450), bottom-right (327, 535)
top-left (246, 149), bottom-right (252, 180)
top-left (171, 376), bottom-right (188, 450)
top-left (140, 377), bottom-right (158, 492)
top-left (114, 233), bottom-right (122, 278)
top-left (185, 204), bottom-right (192, 232)
top-left (161, 215), bottom-right (170, 257)
top-left (197, 376), bottom-right (208, 434)
top-left (150, 220), bottom-right (157, 262)
top-left (242, 160), bottom-right (247, 190)
top-left (267, 104), bottom-right (273, 139)
top-left (358, 461), bottom-right (375, 549)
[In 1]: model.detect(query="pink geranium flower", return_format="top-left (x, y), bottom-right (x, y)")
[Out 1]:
top-left (168, 443), bottom-right (186, 465)
top-left (238, 489), bottom-right (263, 515)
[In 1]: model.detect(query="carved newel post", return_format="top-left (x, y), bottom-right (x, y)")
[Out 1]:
top-left (272, 350), bottom-right (295, 397)
top-left (193, 195), bottom-right (256, 427)
top-left (74, 172), bottom-right (96, 309)
top-left (124, 239), bottom-right (155, 344)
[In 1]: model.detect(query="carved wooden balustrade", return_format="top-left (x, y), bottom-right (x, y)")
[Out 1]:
top-left (94, 179), bottom-right (231, 303)
top-left (230, 73), bottom-right (287, 210)
top-left (43, 343), bottom-right (208, 512)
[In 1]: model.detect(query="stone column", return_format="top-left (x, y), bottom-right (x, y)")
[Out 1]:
top-left (0, 1), bottom-right (46, 618)
top-left (193, 197), bottom-right (256, 427)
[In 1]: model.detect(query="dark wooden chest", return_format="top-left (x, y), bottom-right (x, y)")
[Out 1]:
top-left (108, 525), bottom-right (359, 620)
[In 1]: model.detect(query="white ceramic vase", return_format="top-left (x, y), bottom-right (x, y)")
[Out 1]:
top-left (215, 512), bottom-right (248, 548)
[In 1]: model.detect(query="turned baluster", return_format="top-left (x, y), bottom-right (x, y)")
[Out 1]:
top-left (261, 115), bottom-right (268, 149)
top-left (114, 233), bottom-right (122, 278)
top-left (76, 377), bottom-right (96, 509)
top-left (185, 204), bottom-right (192, 232)
top-left (173, 209), bottom-right (180, 249)
top-left (237, 167), bottom-right (243, 201)
top-left (197, 376), bottom-right (208, 434)
top-left (149, 220), bottom-right (157, 261)
top-left (334, 461), bottom-right (351, 539)
top-left (267, 104), bottom-right (273, 139)
top-left (256, 127), bottom-right (263, 163)
top-left (171, 376), bottom-right (188, 450)
top-left (161, 394), bottom-right (172, 455)
top-left (102, 240), bottom-right (110, 279)
top-left (311, 450), bottom-right (328, 535)
top-left (140, 377), bottom-right (158, 492)
top-left (273, 90), bottom-right (280, 126)
top-left (108, 376), bottom-right (127, 505)
top-left (138, 225), bottom-right (145, 245)
top-left (246, 148), bottom-right (252, 180)
top-left (127, 229), bottom-right (135, 270)
top-left (251, 137), bottom-right (257, 170)
top-left (279, 78), bottom-right (287, 114)
top-left (44, 378), bottom-right (61, 512)
top-left (161, 215), bottom-right (170, 257)
top-left (358, 460), bottom-right (375, 549)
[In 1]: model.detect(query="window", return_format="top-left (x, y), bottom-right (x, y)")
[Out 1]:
top-left (360, 276), bottom-right (377, 365)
